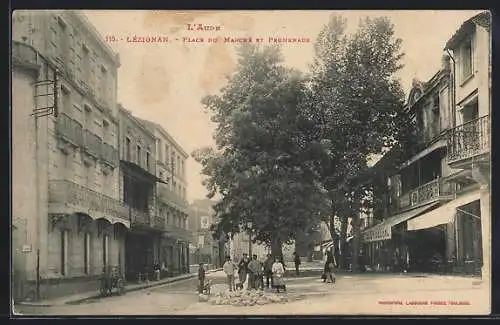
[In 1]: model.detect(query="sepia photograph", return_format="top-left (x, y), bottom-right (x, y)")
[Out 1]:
top-left (11, 9), bottom-right (491, 316)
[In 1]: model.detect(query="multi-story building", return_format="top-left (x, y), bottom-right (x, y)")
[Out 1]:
top-left (118, 106), bottom-right (166, 281)
top-left (361, 11), bottom-right (490, 277)
top-left (12, 11), bottom-right (127, 301)
top-left (442, 11), bottom-right (491, 278)
top-left (142, 120), bottom-right (191, 275)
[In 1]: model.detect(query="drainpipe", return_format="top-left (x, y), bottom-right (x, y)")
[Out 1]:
top-left (446, 49), bottom-right (456, 128)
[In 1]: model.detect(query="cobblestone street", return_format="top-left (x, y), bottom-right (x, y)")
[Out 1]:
top-left (14, 271), bottom-right (489, 316)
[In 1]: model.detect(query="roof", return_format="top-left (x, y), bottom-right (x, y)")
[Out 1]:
top-left (118, 105), bottom-right (157, 141)
top-left (140, 120), bottom-right (190, 158)
top-left (444, 11), bottom-right (491, 50)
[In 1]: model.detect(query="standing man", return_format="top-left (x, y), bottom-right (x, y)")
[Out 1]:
top-left (197, 263), bottom-right (206, 294)
top-left (223, 256), bottom-right (236, 291)
top-left (293, 252), bottom-right (301, 276)
top-left (263, 254), bottom-right (274, 289)
top-left (248, 254), bottom-right (263, 290)
top-left (237, 253), bottom-right (250, 290)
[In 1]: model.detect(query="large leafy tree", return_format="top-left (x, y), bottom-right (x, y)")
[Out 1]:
top-left (193, 44), bottom-right (329, 258)
top-left (309, 15), bottom-right (413, 270)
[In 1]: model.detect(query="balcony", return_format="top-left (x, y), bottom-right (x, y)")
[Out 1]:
top-left (48, 180), bottom-right (130, 228)
top-left (166, 224), bottom-right (191, 242)
top-left (55, 113), bottom-right (84, 147)
top-left (447, 115), bottom-right (490, 167)
top-left (158, 186), bottom-right (189, 211)
top-left (12, 41), bottom-right (40, 71)
top-left (129, 207), bottom-right (151, 227)
top-left (101, 142), bottom-right (118, 168)
top-left (83, 129), bottom-right (103, 158)
top-left (153, 215), bottom-right (166, 230)
top-left (397, 177), bottom-right (455, 212)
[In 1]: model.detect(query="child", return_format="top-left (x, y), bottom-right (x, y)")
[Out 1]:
top-left (198, 263), bottom-right (206, 294)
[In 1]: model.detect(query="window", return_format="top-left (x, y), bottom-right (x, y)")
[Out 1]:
top-left (181, 160), bottom-right (185, 177)
top-left (137, 145), bottom-right (142, 166)
top-left (84, 233), bottom-right (91, 275)
top-left (146, 152), bottom-right (151, 171)
top-left (171, 156), bottom-right (175, 175)
top-left (60, 229), bottom-right (68, 276)
top-left (100, 66), bottom-right (108, 105)
top-left (61, 87), bottom-right (70, 113)
top-left (103, 235), bottom-right (109, 267)
top-left (82, 45), bottom-right (90, 82)
top-left (85, 165), bottom-right (94, 188)
top-left (461, 39), bottom-right (473, 81)
top-left (125, 137), bottom-right (131, 161)
top-left (439, 87), bottom-right (450, 130)
top-left (164, 145), bottom-right (169, 165)
top-left (173, 181), bottom-right (177, 192)
top-left (57, 18), bottom-right (69, 63)
top-left (463, 98), bottom-right (479, 123)
top-left (177, 156), bottom-right (181, 176)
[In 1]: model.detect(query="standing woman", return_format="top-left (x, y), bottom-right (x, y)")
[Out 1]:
top-left (272, 256), bottom-right (286, 293)
top-left (323, 250), bottom-right (336, 283)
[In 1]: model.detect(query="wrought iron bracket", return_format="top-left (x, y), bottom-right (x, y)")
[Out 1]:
top-left (49, 214), bottom-right (67, 232)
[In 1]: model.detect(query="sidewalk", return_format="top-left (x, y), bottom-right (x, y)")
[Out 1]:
top-left (17, 268), bottom-right (222, 307)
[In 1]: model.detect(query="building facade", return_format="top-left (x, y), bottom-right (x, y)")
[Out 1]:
top-left (144, 121), bottom-right (190, 276)
top-left (12, 10), bottom-right (127, 301)
top-left (189, 199), bottom-right (224, 267)
top-left (361, 12), bottom-right (491, 277)
top-left (118, 106), bottom-right (164, 282)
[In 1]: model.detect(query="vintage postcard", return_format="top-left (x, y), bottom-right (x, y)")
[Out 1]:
top-left (11, 10), bottom-right (491, 316)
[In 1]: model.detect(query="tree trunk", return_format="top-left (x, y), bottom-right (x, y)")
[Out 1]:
top-left (270, 236), bottom-right (283, 259)
top-left (351, 215), bottom-right (362, 273)
top-left (339, 216), bottom-right (348, 270)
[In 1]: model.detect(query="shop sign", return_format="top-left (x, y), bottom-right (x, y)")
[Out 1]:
top-left (362, 226), bottom-right (391, 243)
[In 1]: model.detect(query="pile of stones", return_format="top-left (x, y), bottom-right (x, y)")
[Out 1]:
top-left (205, 290), bottom-right (303, 307)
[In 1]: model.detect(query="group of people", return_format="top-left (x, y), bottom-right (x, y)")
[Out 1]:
top-left (223, 253), bottom-right (288, 293)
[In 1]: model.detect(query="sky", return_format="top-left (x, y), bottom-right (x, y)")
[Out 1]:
top-left (83, 10), bottom-right (482, 203)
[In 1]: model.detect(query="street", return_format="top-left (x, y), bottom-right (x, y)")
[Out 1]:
top-left (14, 271), bottom-right (489, 316)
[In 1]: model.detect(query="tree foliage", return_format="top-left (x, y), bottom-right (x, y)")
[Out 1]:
top-left (309, 15), bottom-right (414, 270)
top-left (193, 44), bottom-right (330, 258)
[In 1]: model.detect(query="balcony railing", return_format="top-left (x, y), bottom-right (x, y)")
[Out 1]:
top-left (397, 177), bottom-right (455, 211)
top-left (55, 113), bottom-right (84, 147)
top-left (158, 186), bottom-right (189, 210)
top-left (169, 225), bottom-right (191, 241)
top-left (48, 180), bottom-right (129, 225)
top-left (12, 41), bottom-right (39, 68)
top-left (153, 215), bottom-right (166, 230)
top-left (83, 129), bottom-right (103, 157)
top-left (129, 207), bottom-right (151, 226)
top-left (101, 142), bottom-right (118, 167)
top-left (447, 115), bottom-right (490, 164)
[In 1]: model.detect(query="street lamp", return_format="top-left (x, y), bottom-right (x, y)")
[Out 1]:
top-left (247, 221), bottom-right (253, 257)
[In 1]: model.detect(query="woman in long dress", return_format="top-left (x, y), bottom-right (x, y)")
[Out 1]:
top-left (323, 250), bottom-right (336, 283)
top-left (271, 256), bottom-right (286, 293)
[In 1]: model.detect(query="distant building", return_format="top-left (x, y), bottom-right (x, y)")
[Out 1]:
top-left (188, 199), bottom-right (225, 267)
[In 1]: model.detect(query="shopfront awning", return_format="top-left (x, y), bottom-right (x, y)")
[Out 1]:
top-left (407, 191), bottom-right (481, 231)
top-left (362, 202), bottom-right (440, 243)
